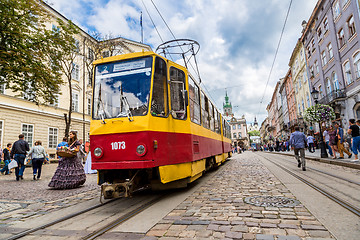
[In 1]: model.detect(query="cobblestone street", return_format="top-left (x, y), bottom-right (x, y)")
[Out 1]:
top-left (0, 163), bottom-right (99, 224)
top-left (144, 152), bottom-right (334, 240)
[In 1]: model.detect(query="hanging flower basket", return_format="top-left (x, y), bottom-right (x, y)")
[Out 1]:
top-left (303, 104), bottom-right (335, 123)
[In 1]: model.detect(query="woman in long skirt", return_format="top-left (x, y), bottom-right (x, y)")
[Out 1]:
top-left (49, 131), bottom-right (86, 189)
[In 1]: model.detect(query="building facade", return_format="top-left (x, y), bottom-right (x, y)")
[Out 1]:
top-left (0, 2), bottom-right (151, 158)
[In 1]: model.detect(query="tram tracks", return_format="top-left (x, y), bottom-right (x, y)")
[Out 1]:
top-left (6, 192), bottom-right (165, 240)
top-left (256, 153), bottom-right (360, 218)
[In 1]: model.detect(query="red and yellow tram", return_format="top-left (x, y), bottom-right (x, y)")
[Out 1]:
top-left (90, 51), bottom-right (232, 198)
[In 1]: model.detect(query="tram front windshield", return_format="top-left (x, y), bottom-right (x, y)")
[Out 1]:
top-left (93, 57), bottom-right (152, 120)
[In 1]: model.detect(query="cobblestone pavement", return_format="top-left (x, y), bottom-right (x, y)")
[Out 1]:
top-left (0, 163), bottom-right (99, 222)
top-left (145, 152), bottom-right (334, 240)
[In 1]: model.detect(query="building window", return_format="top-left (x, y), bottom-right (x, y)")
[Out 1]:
top-left (319, 85), bottom-right (324, 97)
top-left (75, 39), bottom-right (80, 52)
top-left (348, 16), bottom-right (356, 38)
top-left (303, 72), bottom-right (307, 83)
top-left (238, 124), bottom-right (241, 129)
top-left (72, 63), bottom-right (80, 81)
top-left (332, 72), bottom-right (340, 90)
top-left (233, 133), bottom-right (237, 139)
top-left (333, 1), bottom-right (341, 19)
top-left (310, 66), bottom-right (315, 77)
top-left (307, 94), bottom-right (310, 107)
top-left (87, 71), bottom-right (93, 86)
top-left (307, 46), bottom-right (311, 58)
top-left (326, 78), bottom-right (332, 94)
top-left (238, 133), bottom-right (242, 138)
top-left (302, 100), bottom-right (305, 111)
top-left (48, 128), bottom-right (58, 148)
top-left (323, 18), bottom-right (329, 32)
top-left (343, 61), bottom-right (353, 84)
top-left (232, 125), bottom-right (236, 130)
top-left (0, 83), bottom-right (5, 94)
top-left (321, 51), bottom-right (327, 66)
top-left (102, 51), bottom-right (109, 58)
top-left (317, 27), bottom-right (322, 41)
top-left (0, 120), bottom-right (3, 146)
top-left (327, 43), bottom-right (334, 59)
top-left (87, 97), bottom-right (92, 115)
top-left (354, 52), bottom-right (360, 78)
top-left (72, 91), bottom-right (79, 112)
top-left (338, 28), bottom-right (345, 47)
top-left (22, 124), bottom-right (34, 148)
top-left (311, 38), bottom-right (316, 52)
top-left (315, 60), bottom-right (319, 74)
top-left (299, 79), bottom-right (301, 88)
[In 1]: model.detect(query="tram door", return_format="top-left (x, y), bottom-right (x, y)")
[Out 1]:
top-left (168, 66), bottom-right (189, 163)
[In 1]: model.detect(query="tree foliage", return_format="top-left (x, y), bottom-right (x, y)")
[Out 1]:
top-left (248, 130), bottom-right (260, 136)
top-left (0, 0), bottom-right (64, 104)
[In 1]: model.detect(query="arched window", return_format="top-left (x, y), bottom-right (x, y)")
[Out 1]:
top-left (353, 51), bottom-right (360, 78)
top-left (332, 72), bottom-right (340, 91)
top-left (343, 61), bottom-right (352, 84)
top-left (326, 78), bottom-right (332, 94)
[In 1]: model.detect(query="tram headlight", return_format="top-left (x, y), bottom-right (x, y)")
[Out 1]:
top-left (136, 144), bottom-right (146, 156)
top-left (94, 147), bottom-right (103, 158)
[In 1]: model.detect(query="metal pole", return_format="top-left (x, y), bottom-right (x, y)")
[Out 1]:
top-left (315, 100), bottom-right (328, 158)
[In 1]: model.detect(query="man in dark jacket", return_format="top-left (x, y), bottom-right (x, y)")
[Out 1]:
top-left (10, 134), bottom-right (30, 181)
top-left (290, 126), bottom-right (308, 171)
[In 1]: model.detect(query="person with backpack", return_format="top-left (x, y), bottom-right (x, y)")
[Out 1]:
top-left (348, 119), bottom-right (360, 162)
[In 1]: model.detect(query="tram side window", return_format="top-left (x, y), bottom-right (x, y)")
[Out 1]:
top-left (151, 57), bottom-right (168, 117)
top-left (188, 77), bottom-right (201, 124)
top-left (209, 103), bottom-right (215, 132)
top-left (170, 67), bottom-right (187, 120)
top-left (215, 110), bottom-right (221, 134)
top-left (201, 92), bottom-right (209, 128)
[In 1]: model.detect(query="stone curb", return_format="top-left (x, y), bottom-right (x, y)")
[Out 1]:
top-left (265, 151), bottom-right (360, 170)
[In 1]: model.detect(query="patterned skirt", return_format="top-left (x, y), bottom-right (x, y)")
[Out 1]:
top-left (48, 156), bottom-right (86, 189)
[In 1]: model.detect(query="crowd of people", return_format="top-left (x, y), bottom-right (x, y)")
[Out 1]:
top-left (261, 119), bottom-right (360, 164)
top-left (0, 132), bottom-right (96, 189)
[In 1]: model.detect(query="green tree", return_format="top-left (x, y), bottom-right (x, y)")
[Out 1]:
top-left (0, 0), bottom-right (63, 104)
top-left (248, 130), bottom-right (260, 136)
top-left (47, 20), bottom-right (80, 137)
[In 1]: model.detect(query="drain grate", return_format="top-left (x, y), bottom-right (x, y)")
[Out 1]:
top-left (244, 196), bottom-right (301, 208)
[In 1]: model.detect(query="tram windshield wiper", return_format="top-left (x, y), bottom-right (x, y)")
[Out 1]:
top-left (117, 85), bottom-right (134, 122)
top-left (97, 98), bottom-right (108, 124)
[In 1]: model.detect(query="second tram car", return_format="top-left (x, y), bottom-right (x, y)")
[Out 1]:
top-left (90, 51), bottom-right (232, 198)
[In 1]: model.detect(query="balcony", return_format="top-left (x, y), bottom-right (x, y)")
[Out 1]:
top-left (318, 89), bottom-right (346, 105)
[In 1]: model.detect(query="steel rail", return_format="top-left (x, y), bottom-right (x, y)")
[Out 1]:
top-left (258, 154), bottom-right (360, 217)
top-left (81, 195), bottom-right (165, 240)
top-left (274, 154), bottom-right (360, 186)
top-left (6, 198), bottom-right (120, 240)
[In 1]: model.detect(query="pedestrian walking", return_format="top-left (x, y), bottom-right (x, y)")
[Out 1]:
top-left (334, 122), bottom-right (352, 159)
top-left (307, 134), bottom-right (315, 153)
top-left (347, 119), bottom-right (360, 162)
top-left (328, 125), bottom-right (338, 159)
top-left (49, 131), bottom-right (86, 189)
top-left (10, 134), bottom-right (30, 181)
top-left (0, 143), bottom-right (12, 175)
top-left (323, 127), bottom-right (333, 157)
top-left (290, 126), bottom-right (308, 171)
top-left (27, 141), bottom-right (48, 180)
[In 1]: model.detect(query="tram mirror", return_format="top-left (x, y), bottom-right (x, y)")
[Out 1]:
top-left (184, 90), bottom-right (189, 106)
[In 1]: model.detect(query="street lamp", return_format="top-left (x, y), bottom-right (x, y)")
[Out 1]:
top-left (311, 87), bottom-right (328, 158)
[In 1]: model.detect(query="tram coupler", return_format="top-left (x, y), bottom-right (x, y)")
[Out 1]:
top-left (100, 181), bottom-right (133, 200)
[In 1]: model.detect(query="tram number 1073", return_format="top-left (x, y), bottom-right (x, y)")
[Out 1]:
top-left (111, 141), bottom-right (126, 150)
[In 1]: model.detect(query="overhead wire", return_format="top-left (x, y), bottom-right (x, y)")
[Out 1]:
top-left (149, 0), bottom-right (220, 109)
top-left (257, 0), bottom-right (293, 116)
top-left (141, 0), bottom-right (174, 61)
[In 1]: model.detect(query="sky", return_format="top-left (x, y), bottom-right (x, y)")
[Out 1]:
top-left (47, 0), bottom-right (318, 125)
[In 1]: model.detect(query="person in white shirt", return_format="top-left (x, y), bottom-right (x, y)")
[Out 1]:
top-left (307, 135), bottom-right (315, 153)
top-left (323, 127), bottom-right (333, 157)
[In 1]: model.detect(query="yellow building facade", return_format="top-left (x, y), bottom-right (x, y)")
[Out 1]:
top-left (289, 40), bottom-right (312, 118)
top-left (0, 3), bottom-right (151, 158)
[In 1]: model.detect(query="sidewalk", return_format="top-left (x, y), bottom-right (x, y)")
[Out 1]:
top-left (144, 152), bottom-right (334, 240)
top-left (266, 148), bottom-right (360, 170)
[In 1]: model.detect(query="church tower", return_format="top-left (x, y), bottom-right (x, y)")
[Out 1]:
top-left (223, 91), bottom-right (233, 116)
